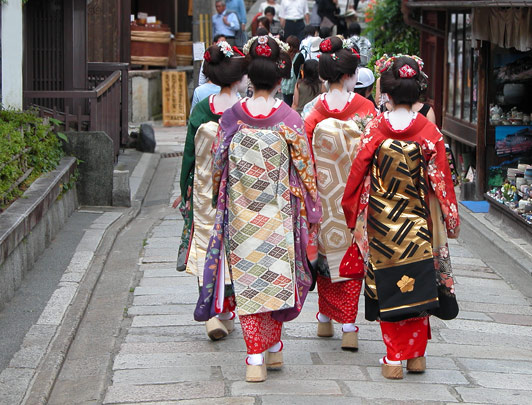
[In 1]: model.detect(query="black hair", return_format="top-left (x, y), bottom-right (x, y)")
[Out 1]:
top-left (264, 6), bottom-right (275, 16)
top-left (256, 27), bottom-right (269, 36)
top-left (246, 36), bottom-right (291, 91)
top-left (318, 36), bottom-right (360, 84)
top-left (348, 22), bottom-right (361, 37)
top-left (379, 56), bottom-right (423, 106)
top-left (203, 44), bottom-right (248, 87)
top-left (319, 26), bottom-right (332, 39)
top-left (213, 34), bottom-right (226, 43)
top-left (354, 84), bottom-right (373, 96)
top-left (303, 25), bottom-right (318, 38)
top-left (301, 59), bottom-right (321, 94)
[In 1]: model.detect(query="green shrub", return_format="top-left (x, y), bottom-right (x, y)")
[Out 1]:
top-left (0, 109), bottom-right (64, 209)
top-left (364, 0), bottom-right (420, 69)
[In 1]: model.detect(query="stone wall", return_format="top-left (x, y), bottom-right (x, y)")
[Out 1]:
top-left (0, 158), bottom-right (78, 310)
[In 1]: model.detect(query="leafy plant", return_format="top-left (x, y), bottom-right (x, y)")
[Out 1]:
top-left (364, 0), bottom-right (420, 69)
top-left (0, 108), bottom-right (65, 210)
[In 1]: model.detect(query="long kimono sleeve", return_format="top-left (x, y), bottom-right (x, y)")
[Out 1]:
top-left (180, 116), bottom-right (199, 198)
top-left (342, 133), bottom-right (378, 229)
top-left (210, 125), bottom-right (229, 207)
top-left (426, 132), bottom-right (460, 237)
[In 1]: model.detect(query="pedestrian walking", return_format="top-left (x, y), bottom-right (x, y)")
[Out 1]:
top-left (195, 35), bottom-right (321, 382)
top-left (342, 55), bottom-right (460, 379)
top-left (346, 22), bottom-right (372, 66)
top-left (353, 67), bottom-right (377, 108)
top-left (212, 0), bottom-right (240, 46)
top-left (279, 0), bottom-right (310, 40)
top-left (280, 35), bottom-right (304, 106)
top-left (292, 59), bottom-right (324, 113)
top-left (177, 42), bottom-right (248, 341)
top-left (302, 36), bottom-right (375, 351)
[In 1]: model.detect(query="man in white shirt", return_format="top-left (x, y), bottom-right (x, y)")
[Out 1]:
top-left (279, 0), bottom-right (310, 40)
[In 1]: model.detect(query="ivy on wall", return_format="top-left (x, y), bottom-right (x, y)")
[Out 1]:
top-left (0, 109), bottom-right (65, 210)
top-left (364, 0), bottom-right (420, 68)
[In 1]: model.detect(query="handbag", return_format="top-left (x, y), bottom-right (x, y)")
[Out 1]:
top-left (339, 237), bottom-right (365, 279)
top-left (320, 16), bottom-right (335, 30)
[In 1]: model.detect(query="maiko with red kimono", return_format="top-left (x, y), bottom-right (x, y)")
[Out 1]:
top-left (342, 55), bottom-right (460, 379)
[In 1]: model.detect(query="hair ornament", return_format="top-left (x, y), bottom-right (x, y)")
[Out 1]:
top-left (398, 64), bottom-right (417, 78)
top-left (257, 35), bottom-right (268, 45)
top-left (277, 59), bottom-right (286, 69)
top-left (204, 50), bottom-right (211, 62)
top-left (320, 38), bottom-right (332, 53)
top-left (232, 46), bottom-right (245, 57)
top-left (342, 39), bottom-right (350, 49)
top-left (351, 48), bottom-right (360, 59)
top-left (331, 53), bottom-right (339, 61)
top-left (218, 41), bottom-right (234, 57)
top-left (256, 44), bottom-right (272, 57)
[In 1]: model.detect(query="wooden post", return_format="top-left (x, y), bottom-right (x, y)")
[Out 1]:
top-left (475, 42), bottom-right (488, 199)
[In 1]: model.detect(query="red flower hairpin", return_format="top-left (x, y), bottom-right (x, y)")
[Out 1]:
top-left (233, 46), bottom-right (245, 57)
top-left (204, 50), bottom-right (211, 62)
top-left (256, 44), bottom-right (272, 57)
top-left (320, 39), bottom-right (332, 53)
top-left (278, 59), bottom-right (286, 69)
top-left (398, 64), bottom-right (417, 78)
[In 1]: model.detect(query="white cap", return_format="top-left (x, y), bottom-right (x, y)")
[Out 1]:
top-left (355, 67), bottom-right (375, 88)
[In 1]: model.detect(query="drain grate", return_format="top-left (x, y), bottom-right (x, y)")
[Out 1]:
top-left (160, 152), bottom-right (182, 158)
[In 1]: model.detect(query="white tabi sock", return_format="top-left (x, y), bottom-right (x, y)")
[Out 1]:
top-left (216, 311), bottom-right (234, 321)
top-left (246, 353), bottom-right (264, 365)
top-left (317, 313), bottom-right (331, 323)
top-left (268, 341), bottom-right (282, 353)
top-left (342, 323), bottom-right (359, 333)
top-left (380, 356), bottom-right (401, 365)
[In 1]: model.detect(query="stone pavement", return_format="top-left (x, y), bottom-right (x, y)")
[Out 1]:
top-left (101, 163), bottom-right (532, 404)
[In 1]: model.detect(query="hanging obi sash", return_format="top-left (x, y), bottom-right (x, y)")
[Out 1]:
top-left (312, 118), bottom-right (363, 282)
top-left (365, 139), bottom-right (439, 320)
top-left (186, 121), bottom-right (231, 286)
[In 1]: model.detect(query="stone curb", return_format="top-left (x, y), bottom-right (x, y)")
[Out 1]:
top-left (21, 152), bottom-right (161, 405)
top-left (459, 205), bottom-right (532, 280)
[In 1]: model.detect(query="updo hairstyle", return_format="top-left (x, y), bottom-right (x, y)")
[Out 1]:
top-left (379, 56), bottom-right (424, 106)
top-left (246, 36), bottom-right (292, 91)
top-left (318, 36), bottom-right (360, 84)
top-left (202, 43), bottom-right (248, 88)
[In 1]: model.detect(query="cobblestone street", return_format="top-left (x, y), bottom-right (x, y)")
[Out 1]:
top-left (100, 163), bottom-right (532, 404)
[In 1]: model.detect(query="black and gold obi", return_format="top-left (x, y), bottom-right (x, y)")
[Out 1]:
top-left (364, 139), bottom-right (438, 321)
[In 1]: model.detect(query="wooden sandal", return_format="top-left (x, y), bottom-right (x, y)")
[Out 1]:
top-left (265, 341), bottom-right (284, 369)
top-left (341, 331), bottom-right (358, 351)
top-left (380, 357), bottom-right (403, 380)
top-left (205, 317), bottom-right (228, 341)
top-left (316, 313), bottom-right (334, 337)
top-left (407, 356), bottom-right (426, 373)
top-left (246, 359), bottom-right (267, 382)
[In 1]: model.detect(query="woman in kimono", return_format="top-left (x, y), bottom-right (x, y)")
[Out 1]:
top-left (342, 55), bottom-right (460, 379)
top-left (302, 36), bottom-right (375, 351)
top-left (195, 35), bottom-right (321, 382)
top-left (177, 42), bottom-right (248, 341)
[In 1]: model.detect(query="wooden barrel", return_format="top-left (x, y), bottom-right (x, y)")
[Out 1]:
top-left (131, 24), bottom-right (171, 67)
top-left (175, 41), bottom-right (192, 66)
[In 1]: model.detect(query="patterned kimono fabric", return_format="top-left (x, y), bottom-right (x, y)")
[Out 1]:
top-left (367, 139), bottom-right (438, 361)
top-left (188, 122), bottom-right (235, 311)
top-left (177, 96), bottom-right (235, 312)
top-left (342, 113), bottom-right (460, 362)
top-left (303, 93), bottom-right (375, 323)
top-left (196, 101), bottom-right (320, 354)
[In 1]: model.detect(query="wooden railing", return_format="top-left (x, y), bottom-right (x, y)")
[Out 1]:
top-left (23, 63), bottom-right (129, 158)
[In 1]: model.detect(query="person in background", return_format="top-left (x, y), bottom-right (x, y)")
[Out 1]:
top-left (225, 0), bottom-right (247, 32)
top-left (292, 59), bottom-right (324, 113)
top-left (346, 22), bottom-right (372, 66)
top-left (264, 6), bottom-right (282, 35)
top-left (191, 81), bottom-right (221, 113)
top-left (212, 1), bottom-right (240, 46)
top-left (279, 0), bottom-right (310, 40)
top-left (281, 35), bottom-right (305, 106)
top-left (199, 35), bottom-right (227, 86)
top-left (353, 67), bottom-right (377, 108)
top-left (318, 0), bottom-right (340, 36)
top-left (259, 0), bottom-right (281, 19)
top-left (178, 42), bottom-right (248, 341)
top-left (319, 25), bottom-right (332, 39)
top-left (300, 25), bottom-right (320, 60)
top-left (342, 55), bottom-right (459, 380)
